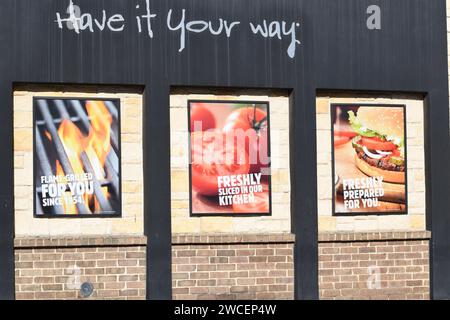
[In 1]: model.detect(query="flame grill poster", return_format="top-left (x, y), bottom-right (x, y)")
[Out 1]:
top-left (189, 101), bottom-right (271, 216)
top-left (33, 98), bottom-right (121, 217)
top-left (332, 104), bottom-right (407, 215)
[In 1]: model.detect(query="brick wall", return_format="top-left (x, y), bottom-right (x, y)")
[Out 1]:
top-left (172, 234), bottom-right (294, 300)
top-left (318, 231), bottom-right (430, 300)
top-left (15, 236), bottom-right (146, 300)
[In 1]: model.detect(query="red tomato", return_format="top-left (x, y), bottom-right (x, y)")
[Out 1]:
top-left (360, 137), bottom-right (397, 151)
top-left (334, 130), bottom-right (357, 138)
top-left (223, 107), bottom-right (267, 131)
top-left (334, 135), bottom-right (351, 146)
top-left (190, 103), bottom-right (216, 132)
top-left (232, 191), bottom-right (269, 213)
top-left (191, 131), bottom-right (250, 196)
top-left (223, 107), bottom-right (269, 174)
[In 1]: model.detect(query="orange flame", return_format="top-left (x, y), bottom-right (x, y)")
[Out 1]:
top-left (58, 119), bottom-right (85, 174)
top-left (56, 159), bottom-right (76, 214)
top-left (86, 100), bottom-right (112, 180)
top-left (44, 130), bottom-right (52, 142)
top-left (55, 101), bottom-right (112, 214)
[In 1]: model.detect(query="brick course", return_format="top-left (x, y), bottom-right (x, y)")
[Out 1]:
top-left (318, 231), bottom-right (430, 300)
top-left (15, 236), bottom-right (146, 300)
top-left (172, 233), bottom-right (295, 300)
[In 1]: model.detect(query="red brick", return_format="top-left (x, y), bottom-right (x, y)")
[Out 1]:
top-left (190, 257), bottom-right (209, 264)
top-left (177, 280), bottom-right (196, 287)
top-left (237, 278), bottom-right (256, 285)
top-left (268, 284), bottom-right (287, 291)
top-left (321, 247), bottom-right (340, 254)
top-left (177, 250), bottom-right (196, 257)
top-left (42, 284), bottom-right (63, 291)
top-left (210, 257), bottom-right (228, 264)
top-left (256, 292), bottom-right (277, 299)
top-left (413, 273), bottom-right (429, 280)
top-left (190, 272), bottom-right (209, 280)
top-left (104, 282), bottom-right (126, 290)
top-left (197, 264), bottom-right (216, 272)
top-left (230, 286), bottom-right (248, 293)
top-left (119, 289), bottom-right (139, 297)
top-left (209, 286), bottom-right (231, 295)
top-left (217, 279), bottom-right (236, 286)
top-left (209, 271), bottom-right (229, 278)
top-left (34, 277), bottom-right (53, 284)
top-left (359, 247), bottom-right (376, 253)
top-left (217, 250), bottom-right (236, 257)
top-left (248, 285), bottom-right (268, 292)
top-left (197, 279), bottom-right (216, 286)
top-left (256, 278), bottom-right (275, 285)
top-left (216, 264), bottom-right (236, 271)
top-left (230, 256), bottom-right (249, 263)
top-left (16, 292), bottom-right (35, 300)
top-left (105, 267), bottom-right (126, 275)
top-left (172, 272), bottom-right (189, 280)
top-left (230, 271), bottom-right (248, 278)
top-left (236, 250), bottom-right (255, 256)
top-left (35, 292), bottom-right (56, 299)
top-left (269, 270), bottom-right (287, 277)
top-left (177, 264), bottom-right (196, 272)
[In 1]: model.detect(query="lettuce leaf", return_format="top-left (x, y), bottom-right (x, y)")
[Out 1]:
top-left (347, 111), bottom-right (386, 139)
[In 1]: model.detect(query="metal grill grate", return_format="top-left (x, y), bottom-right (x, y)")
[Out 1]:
top-left (35, 99), bottom-right (120, 215)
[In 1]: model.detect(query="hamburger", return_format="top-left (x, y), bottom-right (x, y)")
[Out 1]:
top-left (348, 107), bottom-right (405, 184)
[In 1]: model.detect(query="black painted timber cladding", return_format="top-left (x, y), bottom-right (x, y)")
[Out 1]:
top-left (0, 0), bottom-right (449, 300)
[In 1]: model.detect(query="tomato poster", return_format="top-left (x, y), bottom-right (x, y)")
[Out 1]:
top-left (331, 104), bottom-right (407, 215)
top-left (34, 98), bottom-right (121, 217)
top-left (189, 101), bottom-right (271, 216)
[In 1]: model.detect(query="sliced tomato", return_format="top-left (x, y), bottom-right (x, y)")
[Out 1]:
top-left (191, 131), bottom-right (250, 196)
top-left (334, 135), bottom-right (351, 146)
top-left (232, 191), bottom-right (269, 213)
top-left (360, 137), bottom-right (397, 151)
top-left (334, 130), bottom-right (357, 138)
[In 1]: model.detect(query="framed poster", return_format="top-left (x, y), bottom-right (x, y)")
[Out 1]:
top-left (33, 97), bottom-right (121, 217)
top-left (331, 104), bottom-right (407, 215)
top-left (188, 100), bottom-right (272, 216)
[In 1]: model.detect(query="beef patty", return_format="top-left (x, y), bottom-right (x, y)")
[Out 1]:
top-left (355, 149), bottom-right (405, 172)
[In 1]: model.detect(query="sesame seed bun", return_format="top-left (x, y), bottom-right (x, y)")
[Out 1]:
top-left (356, 106), bottom-right (404, 139)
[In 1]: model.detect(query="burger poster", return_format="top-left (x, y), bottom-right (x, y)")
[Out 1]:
top-left (331, 104), bottom-right (407, 215)
top-left (34, 98), bottom-right (121, 217)
top-left (188, 100), bottom-right (271, 216)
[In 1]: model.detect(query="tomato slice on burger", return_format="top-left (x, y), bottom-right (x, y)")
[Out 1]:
top-left (232, 191), bottom-right (270, 213)
top-left (191, 131), bottom-right (250, 196)
top-left (334, 135), bottom-right (351, 146)
top-left (391, 148), bottom-right (401, 157)
top-left (360, 137), bottom-right (397, 151)
top-left (334, 130), bottom-right (357, 138)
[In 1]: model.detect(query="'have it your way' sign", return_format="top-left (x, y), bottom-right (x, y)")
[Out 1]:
top-left (55, 0), bottom-right (302, 58)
